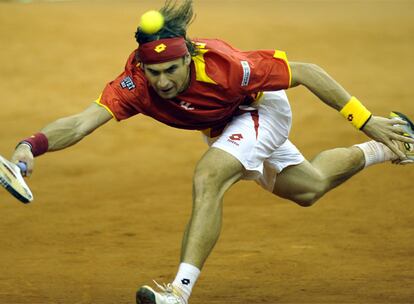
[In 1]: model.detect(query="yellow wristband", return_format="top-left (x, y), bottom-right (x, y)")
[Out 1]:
top-left (340, 96), bottom-right (372, 129)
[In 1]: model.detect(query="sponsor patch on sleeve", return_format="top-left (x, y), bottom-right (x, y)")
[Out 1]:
top-left (120, 76), bottom-right (136, 90)
top-left (240, 61), bottom-right (251, 87)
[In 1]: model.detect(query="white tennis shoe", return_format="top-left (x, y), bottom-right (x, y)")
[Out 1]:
top-left (136, 281), bottom-right (187, 304)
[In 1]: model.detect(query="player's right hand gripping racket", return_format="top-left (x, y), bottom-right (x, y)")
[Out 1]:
top-left (0, 155), bottom-right (33, 204)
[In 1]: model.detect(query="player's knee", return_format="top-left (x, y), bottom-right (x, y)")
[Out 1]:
top-left (293, 193), bottom-right (320, 207)
top-left (193, 165), bottom-right (221, 201)
top-left (291, 183), bottom-right (326, 207)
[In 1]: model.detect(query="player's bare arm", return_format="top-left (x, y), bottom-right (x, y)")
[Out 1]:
top-left (290, 61), bottom-right (414, 160)
top-left (11, 103), bottom-right (112, 176)
top-left (41, 103), bottom-right (113, 151)
top-left (290, 62), bottom-right (351, 109)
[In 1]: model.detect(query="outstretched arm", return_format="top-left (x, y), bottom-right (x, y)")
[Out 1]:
top-left (12, 103), bottom-right (113, 176)
top-left (41, 103), bottom-right (113, 151)
top-left (289, 62), bottom-right (414, 159)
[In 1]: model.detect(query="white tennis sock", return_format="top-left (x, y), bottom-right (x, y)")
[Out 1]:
top-left (354, 140), bottom-right (397, 167)
top-left (172, 263), bottom-right (200, 302)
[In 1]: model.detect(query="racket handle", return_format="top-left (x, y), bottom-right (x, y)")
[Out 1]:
top-left (17, 162), bottom-right (27, 174)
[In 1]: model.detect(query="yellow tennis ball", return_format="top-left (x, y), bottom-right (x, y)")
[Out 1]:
top-left (140, 10), bottom-right (165, 35)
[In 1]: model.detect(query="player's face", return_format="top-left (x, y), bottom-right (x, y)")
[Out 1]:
top-left (143, 55), bottom-right (191, 99)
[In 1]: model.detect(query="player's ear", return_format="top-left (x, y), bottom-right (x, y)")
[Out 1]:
top-left (184, 53), bottom-right (191, 66)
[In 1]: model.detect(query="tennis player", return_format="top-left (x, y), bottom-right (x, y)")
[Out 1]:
top-left (11, 1), bottom-right (414, 303)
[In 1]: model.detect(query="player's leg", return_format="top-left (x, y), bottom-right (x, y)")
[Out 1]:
top-left (272, 118), bottom-right (414, 207)
top-left (273, 146), bottom-right (365, 206)
top-left (181, 147), bottom-right (244, 265)
top-left (137, 147), bottom-right (244, 304)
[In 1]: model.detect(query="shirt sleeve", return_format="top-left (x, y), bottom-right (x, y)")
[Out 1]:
top-left (95, 73), bottom-right (141, 121)
top-left (236, 49), bottom-right (291, 94)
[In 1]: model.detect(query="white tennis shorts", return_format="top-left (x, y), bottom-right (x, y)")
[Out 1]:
top-left (204, 90), bottom-right (305, 192)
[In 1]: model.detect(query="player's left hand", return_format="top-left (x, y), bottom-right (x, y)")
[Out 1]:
top-left (361, 115), bottom-right (414, 160)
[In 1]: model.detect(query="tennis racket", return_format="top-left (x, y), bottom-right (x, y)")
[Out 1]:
top-left (0, 154), bottom-right (33, 204)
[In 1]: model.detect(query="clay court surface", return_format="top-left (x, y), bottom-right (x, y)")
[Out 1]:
top-left (0, 0), bottom-right (413, 303)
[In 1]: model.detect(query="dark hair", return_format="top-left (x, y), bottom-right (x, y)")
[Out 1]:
top-left (135, 0), bottom-right (197, 56)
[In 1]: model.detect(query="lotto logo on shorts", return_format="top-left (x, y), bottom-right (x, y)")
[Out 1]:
top-left (227, 133), bottom-right (243, 146)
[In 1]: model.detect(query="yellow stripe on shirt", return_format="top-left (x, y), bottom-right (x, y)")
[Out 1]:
top-left (192, 43), bottom-right (217, 85)
top-left (273, 50), bottom-right (292, 88)
top-left (94, 94), bottom-right (117, 120)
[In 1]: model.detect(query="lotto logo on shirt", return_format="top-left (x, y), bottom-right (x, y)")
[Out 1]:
top-left (120, 76), bottom-right (136, 91)
top-left (227, 133), bottom-right (243, 146)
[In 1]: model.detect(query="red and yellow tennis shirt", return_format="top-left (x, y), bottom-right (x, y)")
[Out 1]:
top-left (96, 38), bottom-right (291, 132)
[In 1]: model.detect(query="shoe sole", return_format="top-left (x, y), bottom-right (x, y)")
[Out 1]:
top-left (136, 286), bottom-right (156, 304)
